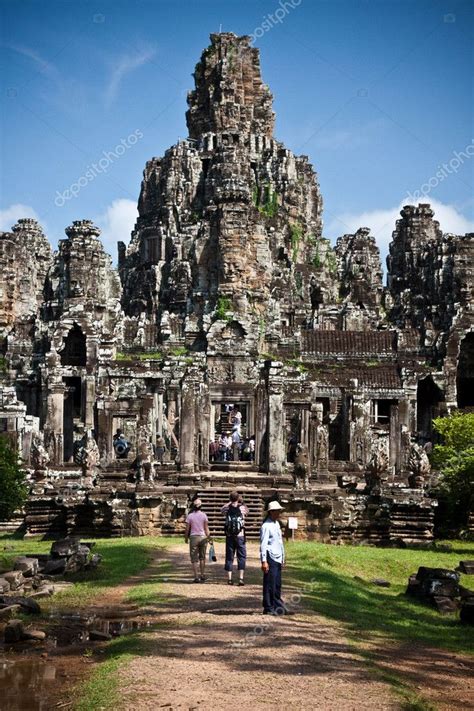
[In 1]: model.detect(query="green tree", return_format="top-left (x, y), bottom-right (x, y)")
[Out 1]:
top-left (0, 437), bottom-right (28, 520)
top-left (431, 411), bottom-right (474, 532)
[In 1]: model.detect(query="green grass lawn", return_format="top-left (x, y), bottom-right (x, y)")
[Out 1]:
top-left (287, 540), bottom-right (474, 655)
top-left (0, 535), bottom-right (176, 608)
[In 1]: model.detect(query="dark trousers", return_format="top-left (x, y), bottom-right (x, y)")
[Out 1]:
top-left (262, 554), bottom-right (284, 613)
top-left (224, 535), bottom-right (246, 571)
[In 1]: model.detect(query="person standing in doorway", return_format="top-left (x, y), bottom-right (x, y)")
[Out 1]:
top-left (221, 490), bottom-right (248, 585)
top-left (260, 500), bottom-right (290, 615)
top-left (184, 499), bottom-right (210, 583)
top-left (231, 428), bottom-right (241, 461)
top-left (155, 434), bottom-right (166, 464)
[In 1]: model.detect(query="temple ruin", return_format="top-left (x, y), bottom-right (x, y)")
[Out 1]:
top-left (1, 33), bottom-right (472, 541)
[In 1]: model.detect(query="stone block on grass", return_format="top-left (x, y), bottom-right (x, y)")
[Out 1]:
top-left (459, 560), bottom-right (474, 575)
top-left (14, 557), bottom-right (39, 577)
top-left (3, 571), bottom-right (25, 590)
top-left (432, 596), bottom-right (459, 614)
top-left (0, 577), bottom-right (11, 594)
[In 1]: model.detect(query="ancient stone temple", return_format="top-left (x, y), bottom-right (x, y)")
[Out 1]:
top-left (1, 33), bottom-right (473, 541)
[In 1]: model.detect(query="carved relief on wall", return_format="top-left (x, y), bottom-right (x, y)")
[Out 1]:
top-left (208, 361), bottom-right (236, 383)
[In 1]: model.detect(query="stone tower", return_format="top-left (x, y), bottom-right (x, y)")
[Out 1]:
top-left (120, 32), bottom-right (334, 355)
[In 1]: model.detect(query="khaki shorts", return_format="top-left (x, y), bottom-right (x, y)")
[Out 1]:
top-left (189, 535), bottom-right (208, 563)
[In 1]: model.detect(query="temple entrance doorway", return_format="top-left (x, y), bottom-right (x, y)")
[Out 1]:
top-left (210, 401), bottom-right (253, 463)
top-left (417, 376), bottom-right (444, 444)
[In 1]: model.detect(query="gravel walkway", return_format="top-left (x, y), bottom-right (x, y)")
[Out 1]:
top-left (118, 542), bottom-right (397, 711)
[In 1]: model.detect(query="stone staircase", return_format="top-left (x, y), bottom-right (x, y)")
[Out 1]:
top-left (0, 516), bottom-right (24, 535)
top-left (196, 488), bottom-right (264, 539)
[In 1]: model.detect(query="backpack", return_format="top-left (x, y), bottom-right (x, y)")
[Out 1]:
top-left (224, 504), bottom-right (244, 536)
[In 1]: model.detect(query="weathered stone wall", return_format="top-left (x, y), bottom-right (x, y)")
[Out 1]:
top-left (0, 219), bottom-right (52, 336)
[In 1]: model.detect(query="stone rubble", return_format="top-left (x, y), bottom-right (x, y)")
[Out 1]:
top-left (406, 565), bottom-right (474, 618)
top-left (0, 538), bottom-right (101, 628)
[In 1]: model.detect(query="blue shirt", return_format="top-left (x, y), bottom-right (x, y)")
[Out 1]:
top-left (260, 517), bottom-right (285, 563)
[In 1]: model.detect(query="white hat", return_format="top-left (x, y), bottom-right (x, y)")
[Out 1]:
top-left (267, 500), bottom-right (284, 512)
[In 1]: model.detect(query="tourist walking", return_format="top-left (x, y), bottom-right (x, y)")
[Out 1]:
top-left (184, 499), bottom-right (210, 583)
top-left (260, 500), bottom-right (289, 615)
top-left (222, 490), bottom-right (248, 585)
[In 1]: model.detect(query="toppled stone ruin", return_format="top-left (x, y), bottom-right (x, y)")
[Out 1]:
top-left (0, 33), bottom-right (473, 541)
top-left (406, 565), bottom-right (474, 620)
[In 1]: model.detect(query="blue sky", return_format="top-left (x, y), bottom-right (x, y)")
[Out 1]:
top-left (1, 0), bottom-right (473, 266)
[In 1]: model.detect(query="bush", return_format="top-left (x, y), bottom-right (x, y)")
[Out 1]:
top-left (290, 223), bottom-right (303, 263)
top-left (253, 182), bottom-right (278, 218)
top-left (0, 438), bottom-right (28, 520)
top-left (432, 411), bottom-right (474, 532)
top-left (215, 295), bottom-right (232, 321)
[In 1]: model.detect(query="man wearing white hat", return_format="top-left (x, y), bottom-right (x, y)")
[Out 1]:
top-left (260, 500), bottom-right (287, 615)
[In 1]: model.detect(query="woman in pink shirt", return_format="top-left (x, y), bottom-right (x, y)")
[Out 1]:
top-left (185, 499), bottom-right (210, 582)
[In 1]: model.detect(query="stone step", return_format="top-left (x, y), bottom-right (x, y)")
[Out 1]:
top-left (197, 489), bottom-right (264, 538)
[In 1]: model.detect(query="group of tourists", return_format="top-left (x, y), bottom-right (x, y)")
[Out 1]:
top-left (208, 405), bottom-right (255, 463)
top-left (210, 433), bottom-right (255, 462)
top-left (185, 491), bottom-right (291, 615)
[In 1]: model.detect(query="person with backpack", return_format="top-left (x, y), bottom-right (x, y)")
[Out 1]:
top-left (221, 490), bottom-right (248, 585)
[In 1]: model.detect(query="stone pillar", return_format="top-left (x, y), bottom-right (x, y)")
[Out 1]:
top-left (255, 383), bottom-right (268, 471)
top-left (311, 402), bottom-right (329, 476)
top-left (96, 400), bottom-right (113, 464)
top-left (180, 383), bottom-right (196, 472)
top-left (47, 383), bottom-right (64, 465)
top-left (157, 388), bottom-right (164, 437)
top-left (198, 385), bottom-right (211, 470)
top-left (309, 404), bottom-right (318, 471)
top-left (210, 402), bottom-right (216, 442)
top-left (84, 376), bottom-right (95, 429)
top-left (390, 402), bottom-right (400, 472)
top-left (267, 364), bottom-right (285, 476)
top-left (301, 408), bottom-right (310, 450)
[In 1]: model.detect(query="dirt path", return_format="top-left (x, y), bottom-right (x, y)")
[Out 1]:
top-left (117, 542), bottom-right (398, 711)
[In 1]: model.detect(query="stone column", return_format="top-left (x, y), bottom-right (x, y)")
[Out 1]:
top-left (301, 408), bottom-right (310, 450)
top-left (255, 383), bottom-right (268, 471)
top-left (180, 383), bottom-right (196, 472)
top-left (84, 376), bottom-right (95, 429)
top-left (267, 364), bottom-right (285, 476)
top-left (390, 402), bottom-right (400, 472)
top-left (198, 385), bottom-right (211, 470)
top-left (96, 400), bottom-right (113, 464)
top-left (210, 402), bottom-right (216, 442)
top-left (157, 388), bottom-right (164, 438)
top-left (309, 404), bottom-right (319, 472)
top-left (47, 383), bottom-right (64, 465)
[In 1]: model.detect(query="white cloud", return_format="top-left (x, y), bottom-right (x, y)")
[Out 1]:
top-left (0, 204), bottom-right (42, 232)
top-left (95, 199), bottom-right (138, 262)
top-left (4, 43), bottom-right (60, 83)
top-left (105, 45), bottom-right (156, 107)
top-left (325, 198), bottom-right (474, 265)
